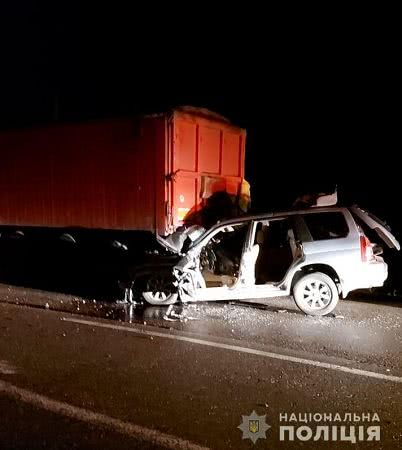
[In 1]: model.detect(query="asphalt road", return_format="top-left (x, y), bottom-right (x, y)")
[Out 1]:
top-left (0, 284), bottom-right (402, 449)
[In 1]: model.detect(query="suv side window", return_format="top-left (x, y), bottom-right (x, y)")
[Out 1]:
top-left (301, 212), bottom-right (349, 241)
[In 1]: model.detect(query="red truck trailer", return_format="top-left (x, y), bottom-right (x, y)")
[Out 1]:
top-left (0, 107), bottom-right (246, 236)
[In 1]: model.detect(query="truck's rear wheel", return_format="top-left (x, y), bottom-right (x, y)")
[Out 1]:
top-left (293, 272), bottom-right (339, 316)
top-left (142, 272), bottom-right (178, 305)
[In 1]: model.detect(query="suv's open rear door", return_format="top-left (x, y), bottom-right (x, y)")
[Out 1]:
top-left (350, 206), bottom-right (400, 250)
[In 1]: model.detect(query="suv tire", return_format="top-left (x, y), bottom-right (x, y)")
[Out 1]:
top-left (293, 272), bottom-right (339, 316)
top-left (142, 272), bottom-right (179, 305)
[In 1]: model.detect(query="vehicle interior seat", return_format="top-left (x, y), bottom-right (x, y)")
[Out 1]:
top-left (239, 242), bottom-right (260, 286)
top-left (287, 228), bottom-right (298, 259)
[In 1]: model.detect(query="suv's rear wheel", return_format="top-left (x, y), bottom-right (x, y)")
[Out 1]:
top-left (293, 272), bottom-right (339, 316)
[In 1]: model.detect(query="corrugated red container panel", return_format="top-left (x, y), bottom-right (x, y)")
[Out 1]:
top-left (168, 108), bottom-right (245, 231)
top-left (0, 108), bottom-right (246, 235)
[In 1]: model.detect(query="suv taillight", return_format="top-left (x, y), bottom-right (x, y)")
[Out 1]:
top-left (360, 235), bottom-right (374, 262)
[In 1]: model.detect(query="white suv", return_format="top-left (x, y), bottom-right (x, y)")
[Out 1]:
top-left (137, 206), bottom-right (399, 316)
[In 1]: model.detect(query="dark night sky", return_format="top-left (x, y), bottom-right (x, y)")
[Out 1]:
top-left (0, 4), bottom-right (400, 232)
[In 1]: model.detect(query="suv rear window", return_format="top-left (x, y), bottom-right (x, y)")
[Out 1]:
top-left (302, 212), bottom-right (349, 241)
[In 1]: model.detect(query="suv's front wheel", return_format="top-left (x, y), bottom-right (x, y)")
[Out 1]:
top-left (293, 272), bottom-right (339, 316)
top-left (142, 272), bottom-right (179, 305)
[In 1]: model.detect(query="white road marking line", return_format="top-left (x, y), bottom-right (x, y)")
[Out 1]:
top-left (0, 380), bottom-right (209, 450)
top-left (64, 317), bottom-right (402, 384)
top-left (0, 360), bottom-right (17, 375)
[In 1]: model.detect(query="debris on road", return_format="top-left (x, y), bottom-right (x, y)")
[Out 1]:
top-left (160, 304), bottom-right (200, 322)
